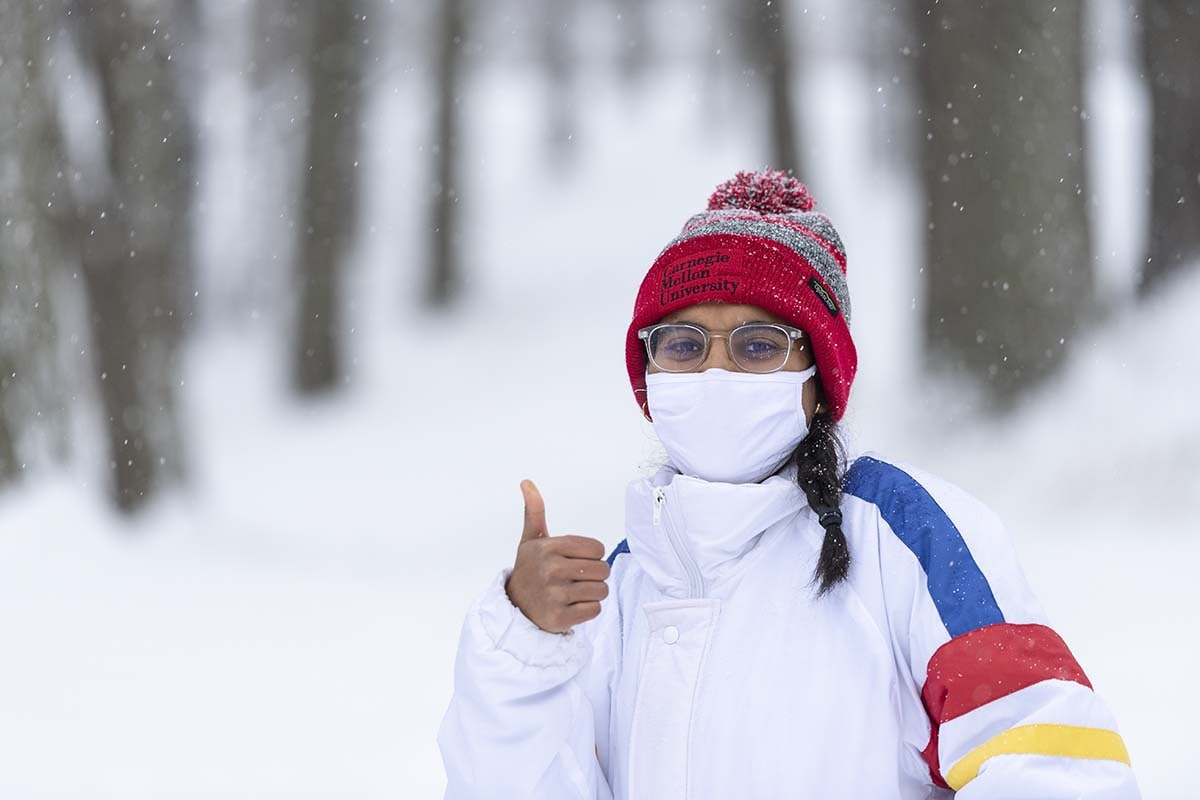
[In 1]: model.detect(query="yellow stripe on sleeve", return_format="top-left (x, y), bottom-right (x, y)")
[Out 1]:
top-left (946, 724), bottom-right (1131, 791)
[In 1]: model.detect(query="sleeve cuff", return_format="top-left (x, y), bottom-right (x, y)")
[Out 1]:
top-left (472, 568), bottom-right (592, 671)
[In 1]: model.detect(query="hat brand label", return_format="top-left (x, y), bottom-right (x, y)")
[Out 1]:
top-left (808, 277), bottom-right (839, 316)
top-left (658, 249), bottom-right (744, 306)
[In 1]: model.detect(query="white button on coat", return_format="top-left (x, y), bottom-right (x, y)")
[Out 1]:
top-left (662, 625), bottom-right (680, 644)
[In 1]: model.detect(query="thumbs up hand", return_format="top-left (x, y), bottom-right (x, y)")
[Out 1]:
top-left (505, 480), bottom-right (611, 634)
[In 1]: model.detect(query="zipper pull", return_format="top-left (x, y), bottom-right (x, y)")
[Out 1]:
top-left (652, 487), bottom-right (665, 525)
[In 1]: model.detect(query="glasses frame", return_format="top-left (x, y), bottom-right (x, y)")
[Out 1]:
top-left (637, 322), bottom-right (809, 374)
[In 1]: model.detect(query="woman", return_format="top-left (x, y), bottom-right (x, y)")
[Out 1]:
top-left (438, 171), bottom-right (1139, 799)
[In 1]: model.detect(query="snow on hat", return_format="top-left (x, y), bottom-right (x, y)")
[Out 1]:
top-left (626, 169), bottom-right (857, 420)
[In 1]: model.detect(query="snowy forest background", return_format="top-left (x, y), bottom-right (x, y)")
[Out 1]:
top-left (1, 0), bottom-right (1197, 796)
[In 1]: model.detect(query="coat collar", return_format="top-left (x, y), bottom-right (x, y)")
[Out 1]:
top-left (624, 467), bottom-right (812, 599)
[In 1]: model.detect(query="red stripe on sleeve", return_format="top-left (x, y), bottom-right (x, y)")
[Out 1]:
top-left (918, 622), bottom-right (1093, 786)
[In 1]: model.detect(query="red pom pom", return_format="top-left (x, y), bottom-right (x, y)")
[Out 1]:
top-left (706, 169), bottom-right (815, 214)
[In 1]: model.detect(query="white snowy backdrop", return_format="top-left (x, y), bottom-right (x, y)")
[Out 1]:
top-left (1, 0), bottom-right (1197, 797)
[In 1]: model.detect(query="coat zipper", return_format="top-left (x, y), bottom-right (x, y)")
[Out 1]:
top-left (654, 486), bottom-right (704, 599)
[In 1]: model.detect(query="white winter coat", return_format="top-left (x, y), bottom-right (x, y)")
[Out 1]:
top-left (439, 454), bottom-right (1139, 799)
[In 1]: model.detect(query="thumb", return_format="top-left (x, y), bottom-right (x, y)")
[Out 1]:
top-left (520, 479), bottom-right (548, 542)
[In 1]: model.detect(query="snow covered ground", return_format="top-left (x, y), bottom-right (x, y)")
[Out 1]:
top-left (2, 7), bottom-right (1198, 797)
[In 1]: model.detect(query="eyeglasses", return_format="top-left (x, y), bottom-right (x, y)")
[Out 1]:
top-left (638, 322), bottom-right (809, 374)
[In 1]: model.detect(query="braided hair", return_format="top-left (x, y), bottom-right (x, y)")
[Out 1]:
top-left (790, 411), bottom-right (850, 597)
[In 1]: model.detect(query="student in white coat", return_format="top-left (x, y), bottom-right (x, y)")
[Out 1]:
top-left (438, 171), bottom-right (1140, 799)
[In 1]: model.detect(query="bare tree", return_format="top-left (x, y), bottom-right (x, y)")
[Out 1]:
top-left (914, 1), bottom-right (1092, 408)
top-left (613, 0), bottom-right (651, 84)
top-left (292, 1), bottom-right (366, 393)
top-left (68, 0), bottom-right (195, 511)
top-left (540, 0), bottom-right (578, 165)
top-left (732, 0), bottom-right (802, 176)
top-left (866, 3), bottom-right (917, 165)
top-left (427, 0), bottom-right (468, 308)
top-left (1139, 0), bottom-right (1200, 294)
top-left (0, 2), bottom-right (77, 486)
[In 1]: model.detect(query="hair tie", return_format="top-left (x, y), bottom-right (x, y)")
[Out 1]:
top-left (818, 509), bottom-right (843, 529)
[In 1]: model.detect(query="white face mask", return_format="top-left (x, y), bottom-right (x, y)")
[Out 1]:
top-left (645, 367), bottom-right (817, 484)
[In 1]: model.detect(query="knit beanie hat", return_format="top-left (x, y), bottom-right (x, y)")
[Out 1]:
top-left (626, 170), bottom-right (857, 420)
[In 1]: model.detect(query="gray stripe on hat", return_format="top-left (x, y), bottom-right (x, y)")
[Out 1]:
top-left (682, 209), bottom-right (846, 262)
top-left (788, 212), bottom-right (846, 260)
top-left (664, 218), bottom-right (852, 321)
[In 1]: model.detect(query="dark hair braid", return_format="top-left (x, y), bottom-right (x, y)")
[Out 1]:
top-left (791, 412), bottom-right (850, 597)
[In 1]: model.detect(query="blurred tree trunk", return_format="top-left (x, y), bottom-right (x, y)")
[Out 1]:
top-left (292, 1), bottom-right (365, 393)
top-left (252, 0), bottom-right (309, 89)
top-left (0, 2), bottom-right (77, 487)
top-left (70, 0), bottom-right (195, 512)
top-left (246, 1), bottom-right (309, 325)
top-left (540, 0), bottom-right (577, 165)
top-left (0, 402), bottom-right (17, 480)
top-left (426, 0), bottom-right (467, 308)
top-left (914, 1), bottom-right (1092, 408)
top-left (735, 0), bottom-right (802, 176)
top-left (613, 0), bottom-right (650, 84)
top-left (1139, 0), bottom-right (1200, 294)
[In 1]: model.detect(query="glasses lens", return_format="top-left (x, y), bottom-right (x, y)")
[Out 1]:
top-left (730, 324), bottom-right (792, 372)
top-left (648, 325), bottom-right (708, 372)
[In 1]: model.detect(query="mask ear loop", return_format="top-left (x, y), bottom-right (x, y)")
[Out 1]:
top-left (635, 387), bottom-right (652, 421)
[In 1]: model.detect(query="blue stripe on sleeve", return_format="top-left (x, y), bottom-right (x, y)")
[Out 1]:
top-left (844, 456), bottom-right (1004, 637)
top-left (606, 539), bottom-right (630, 567)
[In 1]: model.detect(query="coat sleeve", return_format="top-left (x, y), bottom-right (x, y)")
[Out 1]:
top-left (846, 456), bottom-right (1140, 799)
top-left (437, 567), bottom-right (617, 800)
